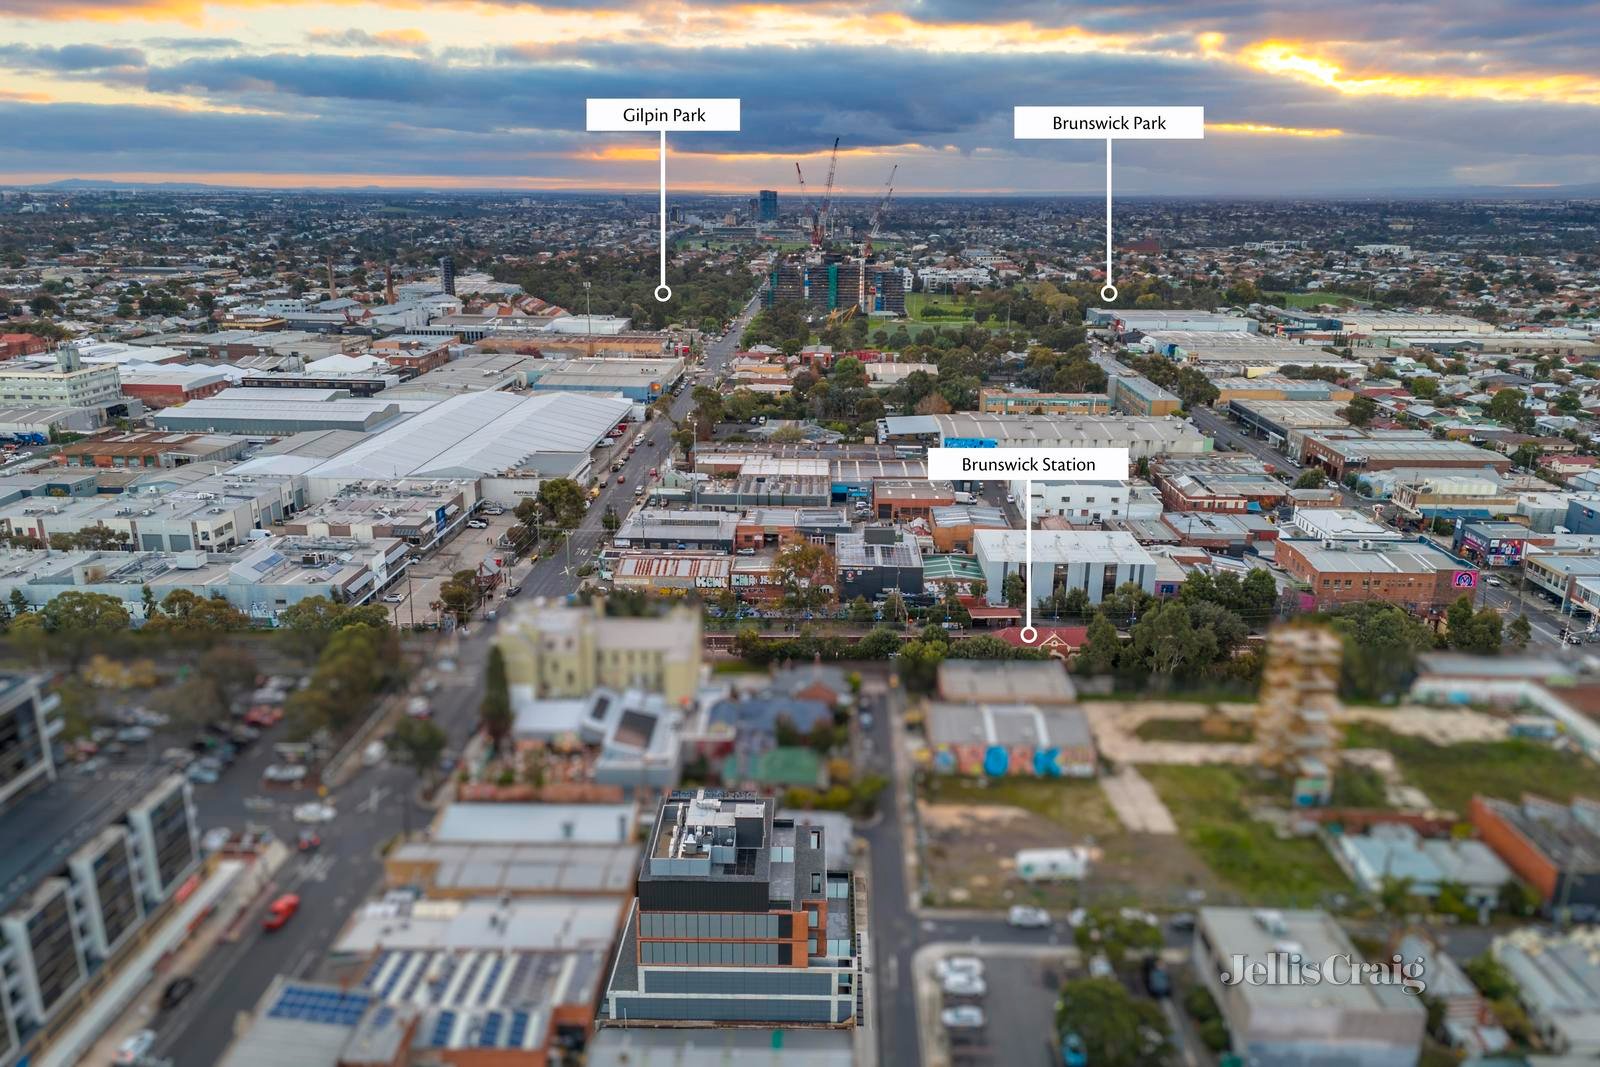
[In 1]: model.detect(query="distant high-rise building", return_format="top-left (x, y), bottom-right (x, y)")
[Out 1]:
top-left (758, 189), bottom-right (779, 222)
top-left (438, 255), bottom-right (456, 296)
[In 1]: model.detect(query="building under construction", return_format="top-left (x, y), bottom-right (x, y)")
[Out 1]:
top-left (764, 255), bottom-right (906, 316)
top-left (1254, 625), bottom-right (1343, 806)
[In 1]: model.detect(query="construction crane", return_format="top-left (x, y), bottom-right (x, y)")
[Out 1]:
top-left (795, 162), bottom-right (819, 248)
top-left (817, 137), bottom-right (840, 245)
top-left (863, 164), bottom-right (897, 260)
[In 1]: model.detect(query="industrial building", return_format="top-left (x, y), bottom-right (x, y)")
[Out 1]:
top-left (1227, 399), bottom-right (1351, 443)
top-left (1473, 797), bottom-right (1600, 921)
top-left (1300, 430), bottom-right (1511, 479)
top-left (303, 391), bottom-right (633, 489)
top-left (153, 395), bottom-right (405, 435)
top-left (1274, 538), bottom-right (1478, 615)
top-left (1213, 375), bottom-right (1354, 403)
top-left (974, 529), bottom-right (1156, 606)
top-left (835, 527), bottom-right (924, 600)
top-left (1019, 480), bottom-right (1137, 524)
top-left (1191, 908), bottom-right (1425, 1067)
top-left (977, 389), bottom-right (1110, 416)
top-left (614, 509), bottom-right (739, 552)
top-left (1087, 309), bottom-right (1257, 334)
top-left (279, 481), bottom-right (478, 552)
top-left (54, 432), bottom-right (246, 470)
top-left (526, 357), bottom-right (685, 402)
top-left (920, 700), bottom-right (1095, 777)
top-left (1152, 455), bottom-right (1290, 513)
top-left (877, 413), bottom-right (1210, 458)
top-left (599, 790), bottom-right (859, 1027)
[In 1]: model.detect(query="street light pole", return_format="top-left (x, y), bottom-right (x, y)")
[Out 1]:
top-left (584, 281), bottom-right (592, 339)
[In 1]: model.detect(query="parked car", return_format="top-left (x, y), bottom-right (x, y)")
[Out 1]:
top-left (505, 584), bottom-right (522, 597)
top-left (1008, 905), bottom-right (1051, 928)
top-left (1143, 957), bottom-right (1172, 998)
top-left (1088, 952), bottom-right (1114, 979)
top-left (934, 956), bottom-right (985, 982)
top-left (262, 764), bottom-right (307, 784)
top-left (942, 971), bottom-right (987, 997)
top-left (940, 1006), bottom-right (986, 1030)
top-left (115, 725), bottom-right (153, 743)
top-left (160, 975), bottom-right (197, 1011)
top-left (1060, 1031), bottom-right (1088, 1067)
top-left (262, 893), bottom-right (301, 931)
top-left (292, 802), bottom-right (336, 824)
top-left (297, 830), bottom-right (321, 852)
top-left (362, 740), bottom-right (386, 767)
top-left (466, 519), bottom-right (489, 530)
top-left (1168, 912), bottom-right (1196, 933)
top-left (114, 1029), bottom-right (157, 1064)
top-left (186, 761), bottom-right (220, 785)
top-left (382, 593), bottom-right (405, 604)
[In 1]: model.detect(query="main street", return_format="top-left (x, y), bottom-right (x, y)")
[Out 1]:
top-left (160, 293), bottom-right (765, 1064)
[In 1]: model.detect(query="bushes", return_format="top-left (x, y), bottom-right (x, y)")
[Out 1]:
top-left (1183, 986), bottom-right (1230, 1052)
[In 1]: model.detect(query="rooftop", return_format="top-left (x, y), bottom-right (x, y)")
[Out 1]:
top-left (974, 528), bottom-right (1155, 566)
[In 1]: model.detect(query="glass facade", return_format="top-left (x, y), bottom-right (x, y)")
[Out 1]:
top-left (93, 838), bottom-right (141, 952)
top-left (149, 789), bottom-right (195, 894)
top-left (639, 912), bottom-right (780, 939)
top-left (640, 940), bottom-right (780, 965)
top-left (0, 695), bottom-right (45, 794)
top-left (26, 891), bottom-right (82, 1013)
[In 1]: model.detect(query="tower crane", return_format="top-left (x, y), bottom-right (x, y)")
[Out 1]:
top-left (795, 161), bottom-right (820, 249)
top-left (863, 163), bottom-right (897, 260)
top-left (817, 137), bottom-right (840, 245)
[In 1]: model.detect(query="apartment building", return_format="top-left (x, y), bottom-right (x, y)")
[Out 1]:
top-left (0, 352), bottom-right (121, 411)
top-left (0, 676), bottom-right (58, 815)
top-left (599, 790), bottom-right (858, 1027)
top-left (496, 600), bottom-right (703, 705)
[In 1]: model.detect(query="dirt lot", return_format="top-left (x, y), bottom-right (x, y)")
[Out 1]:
top-left (918, 777), bottom-right (1222, 911)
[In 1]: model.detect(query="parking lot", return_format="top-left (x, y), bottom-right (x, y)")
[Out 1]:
top-left (917, 945), bottom-right (1079, 1067)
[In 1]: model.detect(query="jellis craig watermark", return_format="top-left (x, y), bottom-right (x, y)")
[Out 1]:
top-left (1220, 952), bottom-right (1427, 996)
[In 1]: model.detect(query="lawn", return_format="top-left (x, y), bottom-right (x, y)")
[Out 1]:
top-left (904, 292), bottom-right (975, 322)
top-left (1341, 722), bottom-right (1600, 815)
top-left (1141, 765), bottom-right (1353, 905)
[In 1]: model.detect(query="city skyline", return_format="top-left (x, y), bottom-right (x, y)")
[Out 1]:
top-left (1, 0), bottom-right (1598, 194)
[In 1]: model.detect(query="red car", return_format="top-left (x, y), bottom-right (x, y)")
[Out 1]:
top-left (262, 893), bottom-right (301, 931)
top-left (616, 474), bottom-right (626, 485)
top-left (244, 705), bottom-right (283, 728)
top-left (297, 831), bottom-right (321, 852)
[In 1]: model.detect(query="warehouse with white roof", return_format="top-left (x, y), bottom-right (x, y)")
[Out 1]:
top-left (304, 391), bottom-right (631, 500)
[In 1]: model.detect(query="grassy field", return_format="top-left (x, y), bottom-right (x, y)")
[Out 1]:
top-left (904, 291), bottom-right (974, 322)
top-left (1141, 765), bottom-right (1353, 905)
top-left (1342, 722), bottom-right (1600, 814)
top-left (918, 776), bottom-right (1223, 910)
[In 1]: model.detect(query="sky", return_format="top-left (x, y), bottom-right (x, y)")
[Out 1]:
top-left (1, 0), bottom-right (1598, 195)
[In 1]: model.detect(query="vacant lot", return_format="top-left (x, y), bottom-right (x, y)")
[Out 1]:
top-left (1342, 722), bottom-right (1600, 815)
top-left (1141, 765), bottom-right (1353, 906)
top-left (919, 776), bottom-right (1221, 910)
top-left (1134, 718), bottom-right (1255, 744)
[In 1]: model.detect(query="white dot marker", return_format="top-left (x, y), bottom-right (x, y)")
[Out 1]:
top-left (655, 284), bottom-right (672, 302)
top-left (1100, 284), bottom-right (1118, 303)
top-left (1019, 625), bottom-right (1039, 645)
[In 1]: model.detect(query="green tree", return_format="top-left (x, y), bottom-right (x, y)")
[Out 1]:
top-left (1328, 601), bottom-right (1437, 700)
top-left (389, 714), bottom-right (448, 786)
top-left (896, 639), bottom-right (945, 693)
top-left (42, 591), bottom-right (131, 667)
top-left (1128, 601), bottom-right (1218, 677)
top-left (1295, 468), bottom-right (1328, 489)
top-left (1075, 612), bottom-right (1122, 675)
top-left (1055, 978), bottom-right (1171, 1067)
top-left (1002, 572), bottom-right (1026, 608)
top-left (535, 478), bottom-right (587, 529)
top-left (602, 506), bottom-right (621, 532)
top-left (480, 646), bottom-right (513, 754)
top-left (848, 596), bottom-right (874, 625)
top-left (773, 542), bottom-right (837, 611)
top-left (857, 626), bottom-right (903, 659)
top-left (1508, 614), bottom-right (1532, 650)
top-left (1486, 387), bottom-right (1529, 429)
top-left (1342, 395), bottom-right (1378, 427)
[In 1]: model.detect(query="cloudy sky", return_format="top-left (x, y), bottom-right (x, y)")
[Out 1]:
top-left (1, 0), bottom-right (1598, 194)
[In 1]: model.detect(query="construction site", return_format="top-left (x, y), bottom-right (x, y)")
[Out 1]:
top-left (765, 138), bottom-right (907, 316)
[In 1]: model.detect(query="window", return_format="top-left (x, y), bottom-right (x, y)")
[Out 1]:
top-left (808, 908), bottom-right (819, 927)
top-left (809, 829), bottom-right (820, 850)
top-left (810, 873), bottom-right (821, 894)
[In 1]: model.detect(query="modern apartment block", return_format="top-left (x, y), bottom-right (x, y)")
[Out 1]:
top-left (600, 790), bottom-right (859, 1027)
top-left (0, 773), bottom-right (199, 1062)
top-left (0, 676), bottom-right (58, 815)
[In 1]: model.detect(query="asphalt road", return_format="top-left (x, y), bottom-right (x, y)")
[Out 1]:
top-left (157, 293), bottom-right (765, 1064)
top-left (157, 638), bottom-right (491, 1067)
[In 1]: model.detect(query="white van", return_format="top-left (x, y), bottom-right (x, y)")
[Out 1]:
top-left (362, 740), bottom-right (386, 767)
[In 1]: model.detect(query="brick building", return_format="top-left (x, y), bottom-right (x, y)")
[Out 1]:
top-left (1274, 537), bottom-right (1478, 615)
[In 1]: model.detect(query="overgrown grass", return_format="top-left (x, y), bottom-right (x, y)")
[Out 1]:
top-left (1341, 722), bottom-right (1600, 814)
top-left (922, 776), bottom-right (1121, 838)
top-left (1141, 765), bottom-right (1352, 904)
